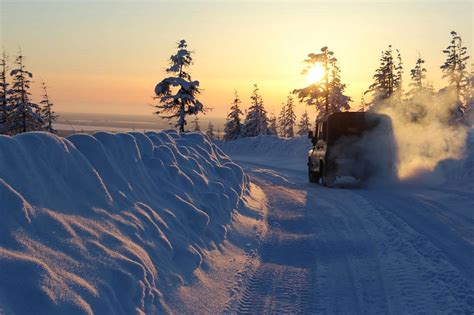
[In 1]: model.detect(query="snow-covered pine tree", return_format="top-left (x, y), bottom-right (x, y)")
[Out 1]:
top-left (440, 31), bottom-right (470, 119)
top-left (192, 115), bottom-right (201, 132)
top-left (327, 57), bottom-right (352, 115)
top-left (223, 90), bottom-right (243, 140)
top-left (283, 95), bottom-right (297, 137)
top-left (8, 50), bottom-right (43, 134)
top-left (405, 56), bottom-right (430, 122)
top-left (358, 96), bottom-right (366, 112)
top-left (154, 40), bottom-right (204, 132)
top-left (467, 64), bottom-right (474, 120)
top-left (294, 47), bottom-right (351, 119)
top-left (268, 112), bottom-right (278, 136)
top-left (206, 121), bottom-right (215, 140)
top-left (39, 81), bottom-right (57, 133)
top-left (242, 84), bottom-right (269, 137)
top-left (364, 45), bottom-right (403, 110)
top-left (408, 56), bottom-right (427, 97)
top-left (0, 52), bottom-right (10, 134)
top-left (297, 110), bottom-right (311, 136)
top-left (277, 103), bottom-right (286, 136)
top-left (216, 126), bottom-right (221, 140)
top-left (393, 49), bottom-right (404, 101)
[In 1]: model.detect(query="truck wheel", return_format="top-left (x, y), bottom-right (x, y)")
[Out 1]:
top-left (320, 162), bottom-right (333, 187)
top-left (308, 166), bottom-right (317, 183)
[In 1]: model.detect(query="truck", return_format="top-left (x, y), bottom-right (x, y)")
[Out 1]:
top-left (307, 111), bottom-right (397, 187)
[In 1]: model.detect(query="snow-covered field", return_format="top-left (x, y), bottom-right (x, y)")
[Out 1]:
top-left (1, 130), bottom-right (473, 314)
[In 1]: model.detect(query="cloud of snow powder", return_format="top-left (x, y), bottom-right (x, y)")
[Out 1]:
top-left (377, 89), bottom-right (468, 184)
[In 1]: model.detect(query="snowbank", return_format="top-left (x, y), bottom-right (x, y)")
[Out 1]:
top-left (0, 131), bottom-right (250, 314)
top-left (217, 135), bottom-right (312, 172)
top-left (432, 128), bottom-right (474, 191)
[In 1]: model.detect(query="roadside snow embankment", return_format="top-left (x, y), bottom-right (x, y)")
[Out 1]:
top-left (217, 135), bottom-right (312, 172)
top-left (433, 128), bottom-right (474, 191)
top-left (0, 131), bottom-right (251, 314)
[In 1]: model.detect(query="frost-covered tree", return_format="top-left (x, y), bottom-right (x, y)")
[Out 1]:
top-left (192, 115), bottom-right (201, 132)
top-left (223, 90), bottom-right (243, 140)
top-left (280, 95), bottom-right (296, 137)
top-left (278, 103), bottom-right (286, 136)
top-left (242, 84), bottom-right (269, 137)
top-left (408, 56), bottom-right (427, 97)
top-left (154, 40), bottom-right (204, 132)
top-left (8, 50), bottom-right (42, 134)
top-left (440, 31), bottom-right (470, 118)
top-left (39, 81), bottom-right (57, 133)
top-left (467, 65), bottom-right (474, 120)
top-left (404, 56), bottom-right (431, 122)
top-left (297, 110), bottom-right (311, 136)
top-left (268, 113), bottom-right (278, 136)
top-left (0, 52), bottom-right (10, 133)
top-left (364, 45), bottom-right (403, 109)
top-left (294, 47), bottom-right (351, 119)
top-left (206, 121), bottom-right (215, 140)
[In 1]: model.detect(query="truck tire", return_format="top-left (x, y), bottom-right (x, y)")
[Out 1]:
top-left (320, 162), bottom-right (333, 187)
top-left (308, 166), bottom-right (318, 183)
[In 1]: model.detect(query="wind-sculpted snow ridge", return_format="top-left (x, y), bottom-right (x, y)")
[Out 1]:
top-left (0, 130), bottom-right (251, 314)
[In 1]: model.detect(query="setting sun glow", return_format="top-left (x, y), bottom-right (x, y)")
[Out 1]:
top-left (306, 63), bottom-right (326, 84)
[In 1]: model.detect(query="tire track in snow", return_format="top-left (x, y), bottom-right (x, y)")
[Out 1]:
top-left (225, 160), bottom-right (474, 314)
top-left (227, 176), bottom-right (319, 314)
top-left (348, 191), bottom-right (474, 313)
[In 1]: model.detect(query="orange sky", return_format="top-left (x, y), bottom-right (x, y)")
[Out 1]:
top-left (1, 1), bottom-right (472, 119)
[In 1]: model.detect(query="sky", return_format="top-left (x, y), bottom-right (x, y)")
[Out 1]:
top-left (0, 0), bottom-right (472, 119)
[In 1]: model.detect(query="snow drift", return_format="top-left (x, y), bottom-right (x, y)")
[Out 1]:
top-left (0, 131), bottom-right (249, 314)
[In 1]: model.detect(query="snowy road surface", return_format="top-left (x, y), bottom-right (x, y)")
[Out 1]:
top-left (225, 160), bottom-right (474, 314)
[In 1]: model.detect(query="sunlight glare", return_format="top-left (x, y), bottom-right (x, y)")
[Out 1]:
top-left (306, 63), bottom-right (325, 84)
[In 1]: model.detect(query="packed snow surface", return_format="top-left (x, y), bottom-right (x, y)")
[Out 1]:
top-left (218, 131), bottom-right (474, 314)
top-left (0, 131), bottom-right (253, 314)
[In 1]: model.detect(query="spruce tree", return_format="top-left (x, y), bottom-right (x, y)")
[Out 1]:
top-left (283, 95), bottom-right (297, 137)
top-left (206, 121), bottom-right (215, 140)
top-left (39, 81), bottom-right (57, 133)
top-left (154, 40), bottom-right (204, 132)
top-left (278, 103), bottom-right (286, 136)
top-left (440, 31), bottom-right (470, 118)
top-left (242, 84), bottom-right (269, 137)
top-left (405, 56), bottom-right (430, 122)
top-left (192, 115), bottom-right (201, 132)
top-left (364, 45), bottom-right (403, 109)
top-left (223, 90), bottom-right (243, 140)
top-left (297, 110), bottom-right (311, 136)
top-left (294, 47), bottom-right (351, 118)
top-left (268, 113), bottom-right (278, 136)
top-left (0, 52), bottom-right (9, 134)
top-left (408, 56), bottom-right (427, 97)
top-left (8, 50), bottom-right (42, 134)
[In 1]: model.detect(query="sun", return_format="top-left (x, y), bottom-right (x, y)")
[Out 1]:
top-left (306, 63), bottom-right (325, 84)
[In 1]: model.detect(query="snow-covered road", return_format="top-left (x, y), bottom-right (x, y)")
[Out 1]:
top-left (226, 161), bottom-right (474, 314)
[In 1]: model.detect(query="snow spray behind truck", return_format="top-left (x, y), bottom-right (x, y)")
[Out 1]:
top-left (307, 112), bottom-right (397, 187)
